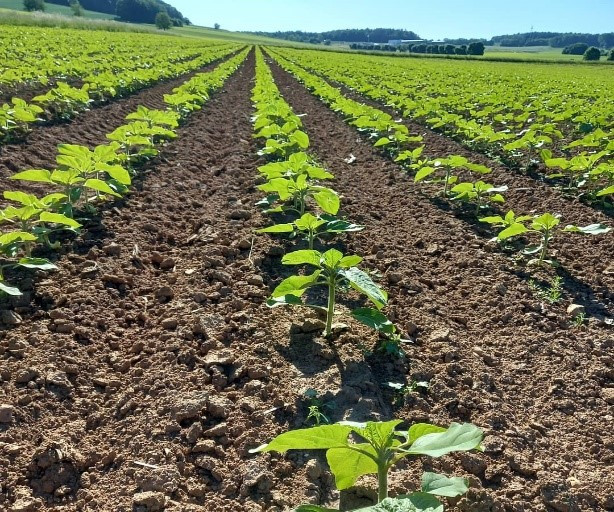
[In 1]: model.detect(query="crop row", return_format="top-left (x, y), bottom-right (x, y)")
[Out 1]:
top-left (271, 47), bottom-right (614, 202)
top-left (0, 48), bottom-right (250, 297)
top-left (248, 47), bottom-right (484, 512)
top-left (266, 48), bottom-right (610, 274)
top-left (0, 26), bottom-right (231, 89)
top-left (1, 43), bottom-right (241, 145)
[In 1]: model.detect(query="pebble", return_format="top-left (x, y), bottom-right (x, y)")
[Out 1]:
top-left (566, 304), bottom-right (585, 317)
top-left (228, 209), bottom-right (252, 220)
top-left (161, 318), bottom-right (178, 330)
top-left (155, 286), bottom-right (174, 301)
top-left (103, 243), bottom-right (121, 256)
top-left (1, 310), bottom-right (22, 326)
top-left (0, 404), bottom-right (14, 423)
top-left (428, 328), bottom-right (450, 343)
top-left (132, 491), bottom-right (165, 512)
top-left (160, 258), bottom-right (176, 270)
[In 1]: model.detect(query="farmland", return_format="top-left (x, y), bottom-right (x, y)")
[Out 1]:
top-left (0, 24), bottom-right (613, 512)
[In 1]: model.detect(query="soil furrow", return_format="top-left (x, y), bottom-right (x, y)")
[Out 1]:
top-left (268, 58), bottom-right (614, 511)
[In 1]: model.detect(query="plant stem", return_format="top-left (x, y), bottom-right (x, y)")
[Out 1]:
top-left (539, 230), bottom-right (550, 264)
top-left (325, 276), bottom-right (335, 336)
top-left (377, 460), bottom-right (388, 503)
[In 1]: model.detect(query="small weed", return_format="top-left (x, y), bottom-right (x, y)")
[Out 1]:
top-left (529, 275), bottom-right (563, 304)
top-left (304, 388), bottom-right (332, 426)
top-left (386, 380), bottom-right (429, 406)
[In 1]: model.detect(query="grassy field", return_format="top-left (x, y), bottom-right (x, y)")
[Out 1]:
top-left (169, 25), bottom-right (316, 46)
top-left (0, 0), bottom-right (116, 19)
top-left (485, 45), bottom-right (582, 61)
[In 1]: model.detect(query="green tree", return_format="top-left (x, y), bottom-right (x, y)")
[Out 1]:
top-left (583, 46), bottom-right (601, 61)
top-left (608, 49), bottom-right (614, 61)
top-left (69, 0), bottom-right (83, 16)
top-left (467, 41), bottom-right (485, 55)
top-left (562, 42), bottom-right (589, 55)
top-left (155, 11), bottom-right (172, 30)
top-left (214, 22), bottom-right (220, 29)
top-left (23, 0), bottom-right (45, 11)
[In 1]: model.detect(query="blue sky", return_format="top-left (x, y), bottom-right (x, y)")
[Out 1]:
top-left (171, 0), bottom-right (614, 39)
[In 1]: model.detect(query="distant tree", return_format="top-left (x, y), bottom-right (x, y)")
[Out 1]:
top-left (214, 22), bottom-right (220, 29)
top-left (23, 0), bottom-right (45, 11)
top-left (562, 42), bottom-right (589, 55)
top-left (184, 18), bottom-right (191, 25)
top-left (438, 45), bottom-right (446, 54)
top-left (599, 33), bottom-right (614, 49)
top-left (608, 49), bottom-right (614, 61)
top-left (467, 41), bottom-right (485, 55)
top-left (155, 11), bottom-right (172, 30)
top-left (69, 0), bottom-right (83, 16)
top-left (455, 45), bottom-right (467, 55)
top-left (445, 44), bottom-right (456, 54)
top-left (583, 46), bottom-right (601, 61)
top-left (323, 39), bottom-right (331, 46)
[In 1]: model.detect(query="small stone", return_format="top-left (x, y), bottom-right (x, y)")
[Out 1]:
top-left (186, 422), bottom-right (203, 444)
top-left (161, 318), bottom-right (178, 330)
top-left (103, 243), bottom-right (121, 256)
top-left (171, 391), bottom-right (209, 422)
top-left (404, 321), bottom-right (418, 336)
top-left (0, 404), bottom-right (14, 423)
top-left (238, 239), bottom-right (252, 250)
top-left (496, 284), bottom-right (507, 296)
top-left (193, 292), bottom-right (207, 303)
top-left (133, 491), bottom-right (165, 511)
top-left (160, 258), bottom-right (176, 270)
top-left (228, 209), bottom-right (251, 220)
top-left (45, 371), bottom-right (72, 393)
top-left (301, 319), bottom-right (325, 333)
top-left (15, 369), bottom-right (39, 384)
top-left (247, 275), bottom-right (264, 286)
top-left (192, 440), bottom-right (217, 454)
top-left (428, 328), bottom-right (450, 343)
top-left (387, 272), bottom-right (403, 284)
top-left (602, 388), bottom-right (614, 405)
top-left (155, 286), bottom-right (174, 301)
top-left (305, 459), bottom-right (323, 480)
top-left (1, 310), bottom-right (22, 326)
top-left (566, 304), bottom-right (585, 318)
top-left (207, 396), bottom-right (232, 418)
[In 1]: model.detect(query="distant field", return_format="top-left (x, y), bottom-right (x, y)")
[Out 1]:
top-left (0, 0), bottom-right (116, 19)
top-left (485, 45), bottom-right (581, 61)
top-left (169, 25), bottom-right (316, 46)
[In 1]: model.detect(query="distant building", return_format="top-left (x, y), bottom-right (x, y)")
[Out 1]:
top-left (388, 39), bottom-right (424, 46)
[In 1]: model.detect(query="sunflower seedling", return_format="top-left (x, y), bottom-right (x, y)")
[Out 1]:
top-left (250, 419), bottom-right (483, 509)
top-left (304, 389), bottom-right (333, 426)
top-left (351, 307), bottom-right (411, 358)
top-left (258, 175), bottom-right (340, 216)
top-left (495, 213), bottom-right (611, 266)
top-left (258, 212), bottom-right (363, 250)
top-left (268, 248), bottom-right (388, 337)
top-left (415, 155), bottom-right (491, 196)
top-left (386, 380), bottom-right (429, 406)
top-left (450, 181), bottom-right (507, 215)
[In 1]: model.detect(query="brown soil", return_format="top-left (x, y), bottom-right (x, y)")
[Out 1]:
top-left (0, 48), bottom-right (612, 512)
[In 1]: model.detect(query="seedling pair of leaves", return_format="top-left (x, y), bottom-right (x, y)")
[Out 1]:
top-left (481, 211), bottom-right (611, 266)
top-left (267, 248), bottom-right (388, 337)
top-left (0, 98), bottom-right (44, 141)
top-left (450, 181), bottom-right (507, 215)
top-left (542, 150), bottom-right (614, 198)
top-left (32, 82), bottom-right (92, 120)
top-left (258, 212), bottom-right (363, 250)
top-left (10, 144), bottom-right (130, 216)
top-left (0, 192), bottom-right (81, 296)
top-left (258, 152), bottom-right (334, 181)
top-left (258, 174), bottom-right (340, 216)
top-left (107, 120), bottom-right (176, 167)
top-left (351, 307), bottom-right (412, 358)
top-left (415, 155), bottom-right (491, 196)
top-left (250, 419), bottom-right (484, 511)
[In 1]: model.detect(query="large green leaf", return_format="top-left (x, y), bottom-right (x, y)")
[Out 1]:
top-left (0, 231), bottom-right (37, 245)
top-left (39, 212), bottom-right (81, 229)
top-left (290, 130), bottom-right (310, 149)
top-left (497, 222), bottom-right (528, 240)
top-left (17, 258), bottom-right (57, 270)
top-left (407, 424), bottom-right (446, 444)
top-left (414, 167), bottom-right (435, 182)
top-left (257, 223), bottom-right (294, 233)
top-left (563, 223), bottom-right (611, 235)
top-left (596, 185), bottom-right (614, 197)
top-left (313, 188), bottom-right (340, 215)
top-left (341, 267), bottom-right (388, 309)
top-left (0, 282), bottom-right (22, 296)
top-left (10, 169), bottom-right (53, 183)
top-left (421, 472), bottom-right (468, 497)
top-left (271, 271), bottom-right (321, 298)
top-left (322, 248), bottom-right (344, 269)
top-left (282, 250), bottom-right (322, 267)
top-left (351, 307), bottom-right (395, 335)
top-left (327, 443), bottom-right (378, 490)
top-left (84, 178), bottom-right (122, 197)
top-left (404, 423), bottom-right (483, 457)
top-left (250, 424), bottom-right (351, 453)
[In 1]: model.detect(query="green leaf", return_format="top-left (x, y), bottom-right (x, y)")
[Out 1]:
top-left (10, 169), bottom-right (53, 183)
top-left (341, 267), bottom-right (388, 309)
top-left (374, 137), bottom-right (391, 147)
top-left (39, 212), bottom-right (81, 229)
top-left (84, 178), bottom-right (122, 197)
top-left (327, 443), bottom-right (378, 490)
top-left (497, 223), bottom-right (528, 240)
top-left (407, 424), bottom-right (446, 444)
top-left (250, 424), bottom-right (351, 453)
top-left (282, 250), bottom-right (322, 267)
top-left (100, 164), bottom-right (131, 185)
top-left (405, 422), bottom-right (483, 457)
top-left (266, 294), bottom-right (304, 308)
top-left (257, 223), bottom-right (294, 233)
top-left (313, 188), bottom-right (340, 215)
top-left (351, 307), bottom-right (395, 335)
top-left (421, 472), bottom-right (469, 497)
top-left (295, 506), bottom-right (338, 512)
top-left (271, 271), bottom-right (321, 298)
top-left (322, 248), bottom-right (344, 269)
top-left (0, 231), bottom-right (37, 245)
top-left (414, 167), bottom-right (435, 182)
top-left (290, 130), bottom-right (310, 149)
top-left (596, 185), bottom-right (614, 197)
top-left (0, 282), bottom-right (22, 296)
top-left (479, 215), bottom-right (504, 225)
top-left (339, 255), bottom-right (362, 268)
top-left (17, 258), bottom-right (57, 270)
